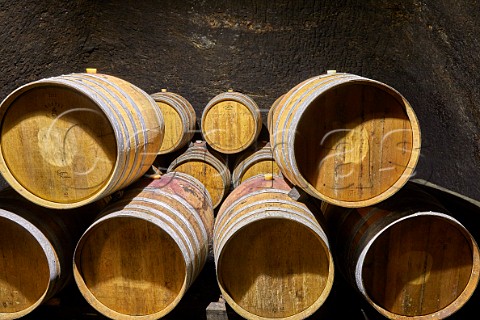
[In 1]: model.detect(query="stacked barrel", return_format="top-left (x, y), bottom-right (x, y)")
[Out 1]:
top-left (0, 69), bottom-right (478, 320)
top-left (73, 172), bottom-right (214, 319)
top-left (268, 71), bottom-right (479, 319)
top-left (0, 72), bottom-right (165, 208)
top-left (214, 174), bottom-right (334, 319)
top-left (322, 185), bottom-right (480, 319)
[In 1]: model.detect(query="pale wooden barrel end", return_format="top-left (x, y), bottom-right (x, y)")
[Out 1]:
top-left (74, 216), bottom-right (188, 319)
top-left (167, 142), bottom-right (230, 209)
top-left (74, 172), bottom-right (214, 319)
top-left (323, 185), bottom-right (479, 320)
top-left (0, 73), bottom-right (164, 209)
top-left (232, 143), bottom-right (281, 188)
top-left (271, 73), bottom-right (421, 208)
top-left (0, 215), bottom-right (51, 319)
top-left (151, 90), bottom-right (196, 155)
top-left (214, 175), bottom-right (334, 319)
top-left (359, 213), bottom-right (480, 319)
top-left (201, 91), bottom-right (262, 154)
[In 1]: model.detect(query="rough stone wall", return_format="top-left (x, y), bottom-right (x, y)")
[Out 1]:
top-left (0, 0), bottom-right (479, 200)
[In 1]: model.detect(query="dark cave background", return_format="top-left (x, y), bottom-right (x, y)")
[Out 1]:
top-left (1, 1), bottom-right (479, 319)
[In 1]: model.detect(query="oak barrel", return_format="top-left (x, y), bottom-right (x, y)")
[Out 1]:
top-left (214, 175), bottom-right (334, 319)
top-left (270, 72), bottom-right (421, 208)
top-left (0, 189), bottom-right (108, 319)
top-left (73, 172), bottom-right (214, 319)
top-left (322, 184), bottom-right (480, 319)
top-left (231, 141), bottom-right (281, 188)
top-left (151, 89), bottom-right (196, 154)
top-left (0, 73), bottom-right (164, 209)
top-left (267, 94), bottom-right (284, 134)
top-left (167, 140), bottom-right (231, 209)
top-left (201, 90), bottom-right (262, 154)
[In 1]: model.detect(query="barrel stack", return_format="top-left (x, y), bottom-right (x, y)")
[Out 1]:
top-left (0, 69), bottom-right (478, 320)
top-left (268, 71), bottom-right (479, 319)
top-left (0, 71), bottom-right (172, 318)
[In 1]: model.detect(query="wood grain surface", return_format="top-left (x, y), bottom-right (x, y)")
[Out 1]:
top-left (267, 94), bottom-right (284, 134)
top-left (202, 91), bottom-right (262, 154)
top-left (0, 73), bottom-right (164, 209)
top-left (0, 218), bottom-right (49, 318)
top-left (168, 141), bottom-right (231, 208)
top-left (323, 184), bottom-right (480, 319)
top-left (231, 142), bottom-right (280, 188)
top-left (0, 189), bottom-right (109, 319)
top-left (151, 90), bottom-right (196, 154)
top-left (74, 173), bottom-right (214, 319)
top-left (271, 73), bottom-right (420, 208)
top-left (214, 175), bottom-right (334, 319)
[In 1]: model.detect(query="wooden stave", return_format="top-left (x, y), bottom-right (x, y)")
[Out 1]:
top-left (270, 74), bottom-right (341, 188)
top-left (42, 73), bottom-right (164, 199)
top-left (267, 94), bottom-right (285, 135)
top-left (150, 91), bottom-right (196, 154)
top-left (0, 73), bottom-right (164, 209)
top-left (73, 172), bottom-right (214, 320)
top-left (201, 91), bottom-right (262, 154)
top-left (65, 73), bottom-right (160, 192)
top-left (214, 175), bottom-right (334, 320)
top-left (269, 72), bottom-right (421, 208)
top-left (322, 186), bottom-right (480, 319)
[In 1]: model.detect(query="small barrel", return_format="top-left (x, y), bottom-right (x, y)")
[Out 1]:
top-left (214, 175), bottom-right (334, 319)
top-left (231, 142), bottom-right (281, 188)
top-left (167, 140), bottom-right (231, 209)
top-left (201, 90), bottom-right (262, 154)
top-left (0, 73), bottom-right (164, 209)
top-left (74, 172), bottom-right (214, 319)
top-left (267, 94), bottom-right (285, 134)
top-left (151, 89), bottom-right (196, 154)
top-left (0, 189), bottom-right (108, 319)
top-left (323, 184), bottom-right (480, 319)
top-left (270, 72), bottom-right (421, 208)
